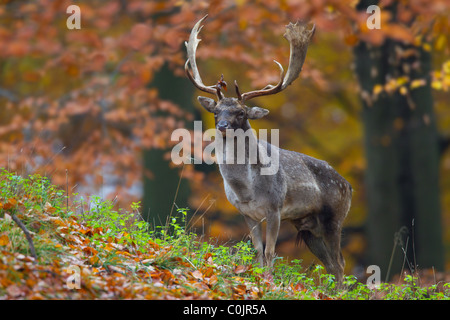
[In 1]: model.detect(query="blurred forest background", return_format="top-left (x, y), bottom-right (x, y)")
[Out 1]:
top-left (0, 0), bottom-right (449, 281)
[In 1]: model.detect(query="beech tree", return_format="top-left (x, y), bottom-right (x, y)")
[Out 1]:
top-left (354, 0), bottom-right (446, 279)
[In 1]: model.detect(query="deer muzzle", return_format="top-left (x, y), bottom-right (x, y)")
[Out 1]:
top-left (217, 120), bottom-right (230, 133)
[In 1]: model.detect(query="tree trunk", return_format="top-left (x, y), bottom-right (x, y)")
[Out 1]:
top-left (142, 63), bottom-right (194, 226)
top-left (354, 0), bottom-right (444, 280)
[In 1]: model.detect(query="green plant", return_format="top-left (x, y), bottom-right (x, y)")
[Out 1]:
top-left (1, 169), bottom-right (449, 300)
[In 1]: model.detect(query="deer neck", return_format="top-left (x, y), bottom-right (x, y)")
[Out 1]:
top-left (218, 121), bottom-right (258, 165)
top-left (217, 121), bottom-right (258, 193)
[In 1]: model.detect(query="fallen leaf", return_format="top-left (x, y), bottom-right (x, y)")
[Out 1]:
top-left (44, 202), bottom-right (56, 214)
top-left (6, 284), bottom-right (22, 297)
top-left (208, 274), bottom-right (218, 286)
top-left (202, 267), bottom-right (214, 277)
top-left (293, 283), bottom-right (306, 292)
top-left (203, 252), bottom-right (212, 261)
top-left (233, 284), bottom-right (247, 296)
top-left (0, 234), bottom-right (9, 246)
top-left (3, 198), bottom-right (17, 210)
top-left (192, 270), bottom-right (203, 280)
top-left (82, 246), bottom-right (98, 255)
top-left (233, 265), bottom-right (248, 274)
top-left (313, 290), bottom-right (332, 300)
top-left (108, 265), bottom-right (124, 274)
top-left (115, 250), bottom-right (132, 257)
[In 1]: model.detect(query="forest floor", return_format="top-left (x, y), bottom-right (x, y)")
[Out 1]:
top-left (0, 169), bottom-right (449, 300)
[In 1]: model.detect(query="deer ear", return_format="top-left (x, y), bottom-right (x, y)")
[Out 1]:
top-left (198, 96), bottom-right (216, 113)
top-left (246, 106), bottom-right (269, 119)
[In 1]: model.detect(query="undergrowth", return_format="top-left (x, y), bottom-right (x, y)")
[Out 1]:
top-left (0, 169), bottom-right (449, 299)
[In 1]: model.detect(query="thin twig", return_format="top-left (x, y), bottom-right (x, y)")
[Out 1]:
top-left (10, 213), bottom-right (37, 261)
top-left (168, 163), bottom-right (185, 223)
top-left (385, 238), bottom-right (397, 283)
top-left (66, 169), bottom-right (69, 213)
top-left (186, 198), bottom-right (216, 233)
top-left (399, 237), bottom-right (410, 283)
top-left (186, 194), bottom-right (210, 231)
top-left (432, 266), bottom-right (436, 286)
top-left (411, 219), bottom-right (420, 286)
top-left (190, 194), bottom-right (210, 221)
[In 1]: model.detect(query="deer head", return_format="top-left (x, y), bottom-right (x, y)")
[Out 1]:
top-left (185, 15), bottom-right (315, 135)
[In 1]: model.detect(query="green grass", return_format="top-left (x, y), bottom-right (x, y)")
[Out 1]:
top-left (0, 168), bottom-right (449, 299)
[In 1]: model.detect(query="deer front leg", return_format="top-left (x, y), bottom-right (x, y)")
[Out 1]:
top-left (244, 216), bottom-right (264, 266)
top-left (265, 211), bottom-right (280, 269)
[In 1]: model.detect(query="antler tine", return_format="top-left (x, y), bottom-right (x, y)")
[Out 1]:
top-left (239, 60), bottom-right (285, 102)
top-left (234, 80), bottom-right (242, 101)
top-left (238, 21), bottom-right (315, 102)
top-left (185, 15), bottom-right (219, 97)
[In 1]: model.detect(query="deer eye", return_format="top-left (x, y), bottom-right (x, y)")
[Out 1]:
top-left (238, 110), bottom-right (245, 117)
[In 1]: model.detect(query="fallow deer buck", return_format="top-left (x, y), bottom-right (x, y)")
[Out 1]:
top-left (185, 16), bottom-right (352, 282)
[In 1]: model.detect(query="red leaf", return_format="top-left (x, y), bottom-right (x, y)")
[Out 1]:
top-left (233, 265), bottom-right (248, 274)
top-left (3, 198), bottom-right (17, 210)
top-left (203, 252), bottom-right (212, 261)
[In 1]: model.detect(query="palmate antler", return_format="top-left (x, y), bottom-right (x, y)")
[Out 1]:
top-left (184, 15), bottom-right (223, 99)
top-left (185, 15), bottom-right (315, 102)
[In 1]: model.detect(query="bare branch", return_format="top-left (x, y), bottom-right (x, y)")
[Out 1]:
top-left (10, 213), bottom-right (38, 261)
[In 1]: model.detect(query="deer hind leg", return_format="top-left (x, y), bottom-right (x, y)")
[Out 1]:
top-left (299, 230), bottom-right (344, 283)
top-left (321, 230), bottom-right (345, 284)
top-left (319, 205), bottom-right (345, 283)
top-left (295, 208), bottom-right (344, 283)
